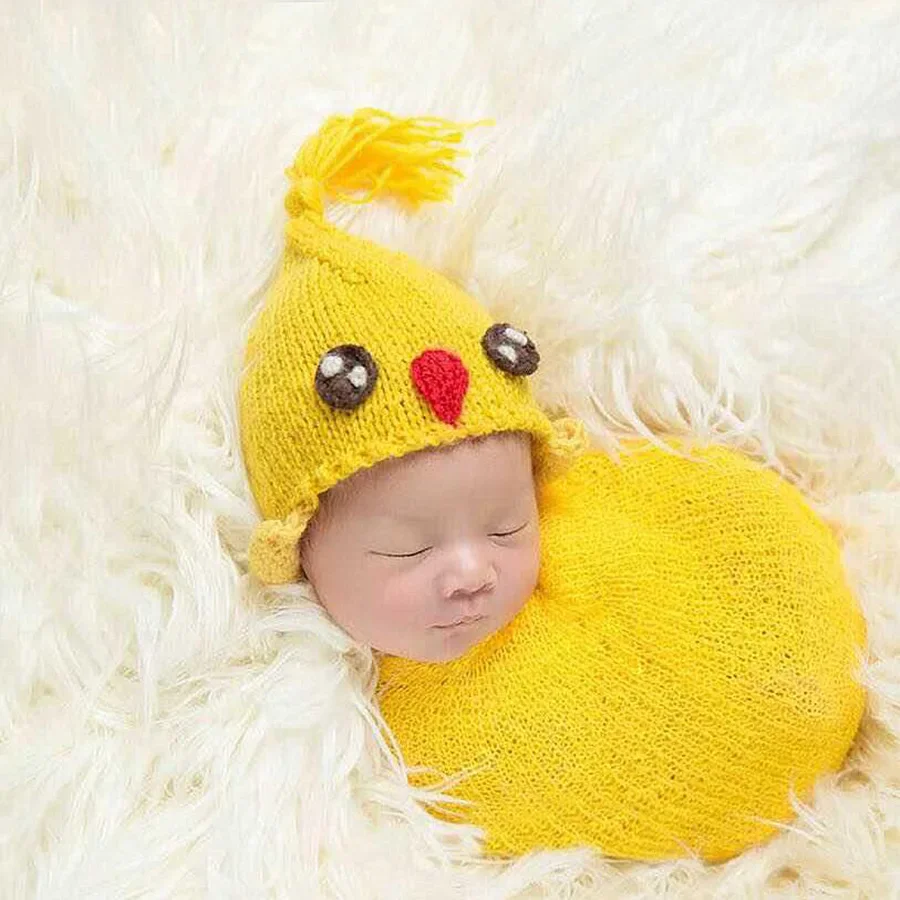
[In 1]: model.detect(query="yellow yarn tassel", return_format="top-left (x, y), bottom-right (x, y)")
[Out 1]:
top-left (284, 107), bottom-right (494, 218)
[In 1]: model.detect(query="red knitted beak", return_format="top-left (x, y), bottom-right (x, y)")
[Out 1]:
top-left (410, 349), bottom-right (469, 426)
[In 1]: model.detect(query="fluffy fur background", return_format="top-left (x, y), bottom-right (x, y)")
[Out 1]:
top-left (3, 1), bottom-right (900, 897)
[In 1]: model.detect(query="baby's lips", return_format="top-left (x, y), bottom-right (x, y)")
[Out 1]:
top-left (410, 349), bottom-right (470, 426)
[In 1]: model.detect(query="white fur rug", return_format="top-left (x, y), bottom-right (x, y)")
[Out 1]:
top-left (3, 1), bottom-right (900, 897)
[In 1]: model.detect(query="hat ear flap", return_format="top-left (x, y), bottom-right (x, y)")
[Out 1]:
top-left (248, 505), bottom-right (314, 585)
top-left (539, 416), bottom-right (590, 482)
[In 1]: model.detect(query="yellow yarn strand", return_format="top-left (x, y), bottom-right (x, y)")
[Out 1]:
top-left (284, 108), bottom-right (494, 217)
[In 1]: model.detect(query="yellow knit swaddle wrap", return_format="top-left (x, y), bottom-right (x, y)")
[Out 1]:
top-left (377, 441), bottom-right (867, 862)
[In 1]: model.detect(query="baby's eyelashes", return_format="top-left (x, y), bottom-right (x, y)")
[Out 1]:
top-left (490, 521), bottom-right (529, 538)
top-left (370, 546), bottom-right (433, 559)
top-left (368, 521), bottom-right (531, 559)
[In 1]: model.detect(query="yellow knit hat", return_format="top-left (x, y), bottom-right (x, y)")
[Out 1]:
top-left (239, 109), bottom-right (587, 584)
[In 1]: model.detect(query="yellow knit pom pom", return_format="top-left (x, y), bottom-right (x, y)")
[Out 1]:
top-left (538, 416), bottom-right (590, 481)
top-left (283, 107), bottom-right (494, 219)
top-left (247, 506), bottom-right (314, 584)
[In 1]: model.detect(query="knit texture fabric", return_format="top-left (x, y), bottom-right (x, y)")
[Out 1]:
top-left (376, 441), bottom-right (867, 862)
top-left (241, 215), bottom-right (558, 515)
top-left (238, 109), bottom-right (584, 584)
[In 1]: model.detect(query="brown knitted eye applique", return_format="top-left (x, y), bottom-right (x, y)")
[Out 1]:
top-left (481, 323), bottom-right (540, 376)
top-left (315, 344), bottom-right (378, 410)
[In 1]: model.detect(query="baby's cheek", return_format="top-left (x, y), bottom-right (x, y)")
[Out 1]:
top-left (378, 570), bottom-right (433, 624)
top-left (513, 534), bottom-right (541, 586)
top-left (504, 541), bottom-right (541, 611)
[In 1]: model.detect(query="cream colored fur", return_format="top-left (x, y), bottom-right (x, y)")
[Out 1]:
top-left (2, 1), bottom-right (899, 897)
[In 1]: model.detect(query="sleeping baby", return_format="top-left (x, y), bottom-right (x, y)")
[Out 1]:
top-left (238, 107), bottom-right (868, 862)
top-left (299, 429), bottom-right (539, 664)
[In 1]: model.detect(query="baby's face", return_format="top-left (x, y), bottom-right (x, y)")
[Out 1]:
top-left (299, 432), bottom-right (540, 662)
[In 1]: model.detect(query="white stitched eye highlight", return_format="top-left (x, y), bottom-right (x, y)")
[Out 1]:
top-left (497, 344), bottom-right (518, 363)
top-left (347, 365), bottom-right (368, 389)
top-left (319, 354), bottom-right (344, 378)
top-left (503, 327), bottom-right (529, 346)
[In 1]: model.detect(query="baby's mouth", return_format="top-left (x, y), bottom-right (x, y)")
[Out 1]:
top-left (433, 615), bottom-right (484, 629)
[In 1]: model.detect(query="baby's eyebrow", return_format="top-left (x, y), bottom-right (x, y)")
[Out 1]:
top-left (372, 511), bottom-right (431, 525)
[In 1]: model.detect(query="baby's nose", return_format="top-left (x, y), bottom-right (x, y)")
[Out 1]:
top-left (443, 553), bottom-right (497, 601)
top-left (447, 573), bottom-right (495, 600)
top-left (410, 349), bottom-right (469, 426)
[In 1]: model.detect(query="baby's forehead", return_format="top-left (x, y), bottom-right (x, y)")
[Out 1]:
top-left (321, 431), bottom-right (533, 516)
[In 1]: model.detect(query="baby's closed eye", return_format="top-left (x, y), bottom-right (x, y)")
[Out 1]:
top-left (369, 521), bottom-right (530, 559)
top-left (490, 521), bottom-right (529, 538)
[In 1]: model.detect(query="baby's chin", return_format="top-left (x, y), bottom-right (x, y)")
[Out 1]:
top-left (388, 615), bottom-right (508, 664)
